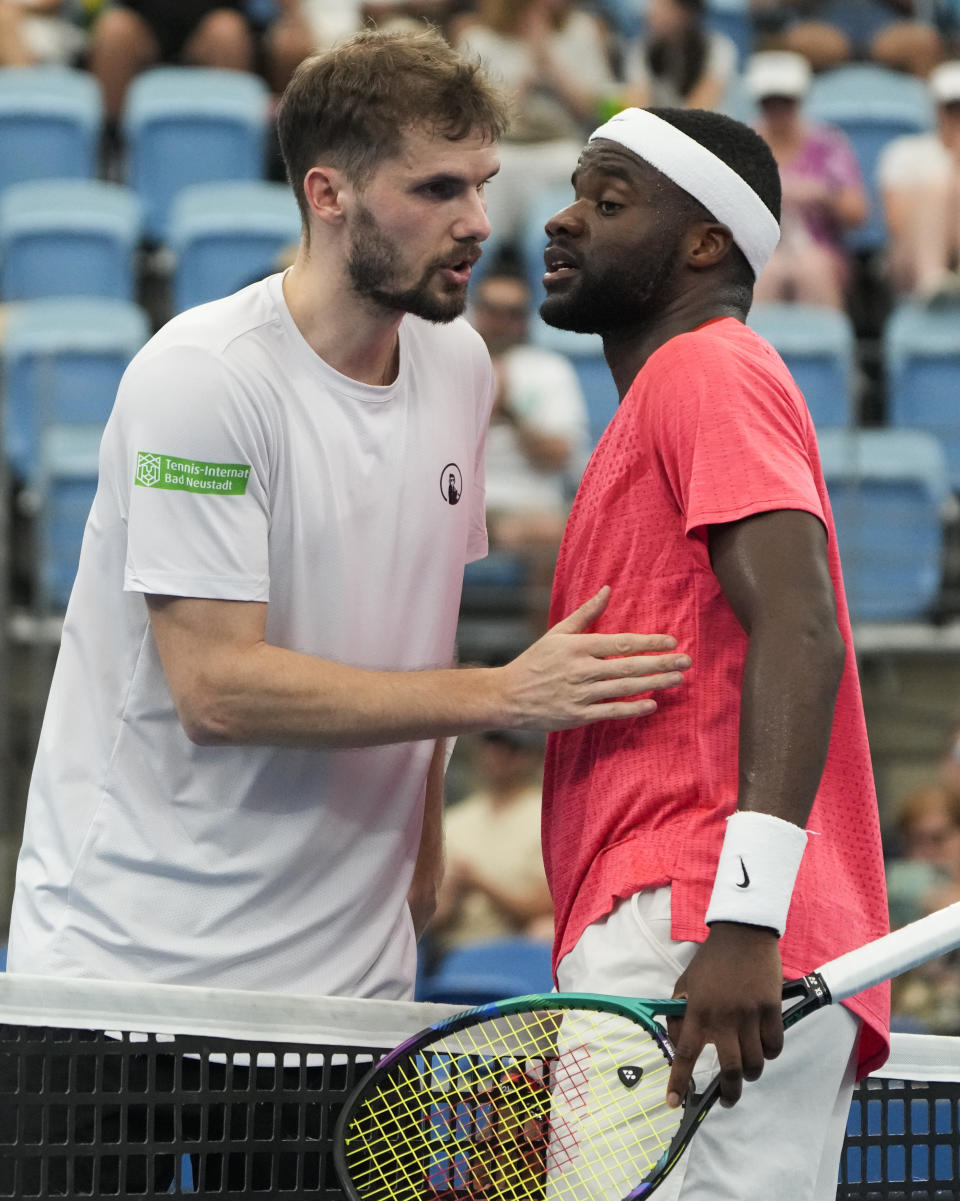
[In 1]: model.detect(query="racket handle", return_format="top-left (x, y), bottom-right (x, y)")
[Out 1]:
top-left (818, 901), bottom-right (960, 1003)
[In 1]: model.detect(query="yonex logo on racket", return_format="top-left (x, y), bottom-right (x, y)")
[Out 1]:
top-left (617, 1065), bottom-right (644, 1089)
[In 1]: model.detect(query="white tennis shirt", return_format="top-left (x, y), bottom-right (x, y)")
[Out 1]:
top-left (8, 272), bottom-right (493, 999)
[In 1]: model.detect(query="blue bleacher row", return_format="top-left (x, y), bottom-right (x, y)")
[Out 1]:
top-left (0, 61), bottom-right (958, 624)
top-left (0, 59), bottom-right (938, 301)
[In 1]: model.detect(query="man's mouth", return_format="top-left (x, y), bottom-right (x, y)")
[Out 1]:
top-left (439, 251), bottom-right (481, 285)
top-left (543, 245), bottom-right (580, 286)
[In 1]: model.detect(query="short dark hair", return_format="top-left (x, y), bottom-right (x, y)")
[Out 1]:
top-left (276, 28), bottom-right (510, 233)
top-left (647, 107), bottom-right (781, 289)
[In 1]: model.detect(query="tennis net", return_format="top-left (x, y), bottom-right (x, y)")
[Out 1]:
top-left (0, 972), bottom-right (460, 1198)
top-left (0, 972), bottom-right (957, 1198)
top-left (839, 1031), bottom-right (960, 1201)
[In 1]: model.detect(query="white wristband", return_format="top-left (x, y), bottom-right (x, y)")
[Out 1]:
top-left (704, 811), bottom-right (808, 936)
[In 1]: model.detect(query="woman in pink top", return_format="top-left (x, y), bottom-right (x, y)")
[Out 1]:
top-left (748, 50), bottom-right (867, 309)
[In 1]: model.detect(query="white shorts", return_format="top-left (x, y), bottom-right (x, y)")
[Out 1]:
top-left (555, 886), bottom-right (861, 1201)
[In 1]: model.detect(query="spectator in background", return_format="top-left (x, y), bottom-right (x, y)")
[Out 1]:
top-left (939, 721), bottom-right (960, 799)
top-left (879, 60), bottom-right (960, 304)
top-left (0, 0), bottom-right (86, 66)
top-left (429, 729), bottom-right (553, 959)
top-left (621, 0), bottom-right (739, 111)
top-left (452, 0), bottom-right (620, 247)
top-left (89, 1), bottom-right (255, 125)
top-left (747, 50), bottom-right (867, 308)
top-left (886, 781), bottom-right (960, 927)
top-left (886, 781), bottom-right (960, 1031)
top-left (468, 261), bottom-right (590, 630)
top-left (262, 1), bottom-right (458, 93)
top-left (756, 0), bottom-right (943, 77)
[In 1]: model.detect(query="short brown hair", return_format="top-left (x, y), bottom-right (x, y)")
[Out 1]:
top-left (276, 27), bottom-right (509, 231)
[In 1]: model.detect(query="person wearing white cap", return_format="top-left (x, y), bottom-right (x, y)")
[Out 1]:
top-left (536, 106), bottom-right (890, 1201)
top-left (745, 50), bottom-right (866, 309)
top-left (879, 59), bottom-right (960, 303)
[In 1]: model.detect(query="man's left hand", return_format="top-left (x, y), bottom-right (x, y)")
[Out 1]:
top-left (665, 922), bottom-right (784, 1109)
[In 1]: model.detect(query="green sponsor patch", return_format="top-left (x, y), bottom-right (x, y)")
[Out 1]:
top-left (135, 452), bottom-right (251, 496)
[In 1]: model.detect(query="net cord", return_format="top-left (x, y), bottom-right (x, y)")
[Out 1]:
top-left (0, 972), bottom-right (461, 1047)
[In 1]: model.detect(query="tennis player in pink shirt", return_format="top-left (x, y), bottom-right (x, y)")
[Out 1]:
top-left (539, 106), bottom-right (890, 1201)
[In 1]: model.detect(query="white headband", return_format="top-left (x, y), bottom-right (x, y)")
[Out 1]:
top-left (589, 108), bottom-right (780, 279)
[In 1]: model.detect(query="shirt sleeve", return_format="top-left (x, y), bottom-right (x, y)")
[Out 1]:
top-left (649, 330), bottom-right (825, 542)
top-left (118, 343), bottom-right (272, 601)
top-left (878, 135), bottom-right (948, 189)
top-left (509, 350), bottom-right (589, 440)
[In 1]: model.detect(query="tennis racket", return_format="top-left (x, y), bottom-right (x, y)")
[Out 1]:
top-left (335, 899), bottom-right (960, 1201)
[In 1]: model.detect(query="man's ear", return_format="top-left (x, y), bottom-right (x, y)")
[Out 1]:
top-left (684, 221), bottom-right (735, 271)
top-left (303, 165), bottom-right (349, 228)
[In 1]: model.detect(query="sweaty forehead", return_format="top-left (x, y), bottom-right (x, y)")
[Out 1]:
top-left (574, 140), bottom-right (661, 187)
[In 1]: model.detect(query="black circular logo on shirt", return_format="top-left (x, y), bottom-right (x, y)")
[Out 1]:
top-left (441, 463), bottom-right (463, 505)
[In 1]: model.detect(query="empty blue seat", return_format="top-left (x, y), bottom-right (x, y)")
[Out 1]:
top-left (35, 426), bottom-right (104, 612)
top-left (0, 66), bottom-right (101, 197)
top-left (168, 180), bottom-right (300, 312)
top-left (531, 320), bottom-right (618, 449)
top-left (884, 302), bottom-right (960, 493)
top-left (2, 297), bottom-right (150, 485)
top-left (0, 178), bottom-right (142, 302)
top-left (748, 302), bottom-right (857, 428)
top-left (123, 67), bottom-right (270, 241)
top-left (417, 937), bottom-right (554, 1006)
top-left (818, 428), bottom-right (949, 622)
top-left (806, 65), bottom-right (934, 254)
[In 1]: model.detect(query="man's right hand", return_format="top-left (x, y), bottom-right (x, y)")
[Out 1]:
top-left (498, 586), bottom-right (691, 730)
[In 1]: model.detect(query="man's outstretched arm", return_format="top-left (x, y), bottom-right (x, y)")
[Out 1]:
top-left (146, 585), bottom-right (692, 747)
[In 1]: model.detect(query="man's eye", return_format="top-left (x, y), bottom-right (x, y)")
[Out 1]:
top-left (597, 200), bottom-right (622, 215)
top-left (424, 181), bottom-right (458, 199)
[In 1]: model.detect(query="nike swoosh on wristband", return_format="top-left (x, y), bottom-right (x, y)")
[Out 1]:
top-left (736, 856), bottom-right (750, 889)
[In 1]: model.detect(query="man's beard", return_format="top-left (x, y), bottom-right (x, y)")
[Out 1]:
top-left (347, 204), bottom-right (468, 324)
top-left (540, 243), bottom-right (680, 335)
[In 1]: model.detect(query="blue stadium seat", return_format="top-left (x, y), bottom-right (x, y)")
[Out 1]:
top-left (806, 65), bottom-right (934, 254)
top-left (123, 67), bottom-right (271, 242)
top-left (417, 937), bottom-right (554, 1006)
top-left (0, 66), bottom-right (101, 197)
top-left (706, 0), bottom-right (754, 67)
top-left (530, 319), bottom-right (618, 449)
top-left (818, 428), bottom-right (950, 622)
top-left (168, 180), bottom-right (300, 312)
top-left (601, 0), bottom-right (645, 38)
top-left (35, 426), bottom-right (104, 612)
top-left (2, 297), bottom-right (150, 486)
top-left (0, 179), bottom-right (142, 302)
top-left (748, 302), bottom-right (857, 428)
top-left (884, 301), bottom-right (960, 493)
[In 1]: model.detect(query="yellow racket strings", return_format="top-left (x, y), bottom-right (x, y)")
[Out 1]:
top-left (343, 1007), bottom-right (681, 1201)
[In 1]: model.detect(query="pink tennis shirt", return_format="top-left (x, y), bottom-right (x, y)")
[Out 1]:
top-left (543, 317), bottom-right (890, 1078)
